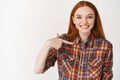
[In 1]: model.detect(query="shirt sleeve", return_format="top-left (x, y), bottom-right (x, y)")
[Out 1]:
top-left (101, 43), bottom-right (113, 80)
top-left (44, 47), bottom-right (57, 71)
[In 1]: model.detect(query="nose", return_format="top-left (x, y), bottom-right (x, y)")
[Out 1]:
top-left (81, 18), bottom-right (87, 25)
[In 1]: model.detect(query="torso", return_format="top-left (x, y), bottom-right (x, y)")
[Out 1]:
top-left (57, 34), bottom-right (112, 80)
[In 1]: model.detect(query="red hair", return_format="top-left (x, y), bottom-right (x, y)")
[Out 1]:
top-left (62, 1), bottom-right (105, 40)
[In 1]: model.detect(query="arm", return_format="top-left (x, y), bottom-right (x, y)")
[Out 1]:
top-left (34, 37), bottom-right (74, 74)
top-left (34, 40), bottom-right (51, 74)
top-left (101, 43), bottom-right (113, 80)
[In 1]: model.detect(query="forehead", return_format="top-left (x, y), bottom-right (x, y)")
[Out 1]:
top-left (74, 6), bottom-right (95, 16)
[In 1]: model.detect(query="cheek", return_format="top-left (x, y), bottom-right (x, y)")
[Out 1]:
top-left (73, 20), bottom-right (79, 26)
top-left (75, 20), bottom-right (81, 25)
top-left (89, 20), bottom-right (95, 25)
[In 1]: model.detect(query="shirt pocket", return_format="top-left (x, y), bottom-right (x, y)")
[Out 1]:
top-left (88, 58), bottom-right (103, 79)
top-left (60, 54), bottom-right (75, 73)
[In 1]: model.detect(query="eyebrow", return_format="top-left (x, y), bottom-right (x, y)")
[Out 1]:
top-left (76, 14), bottom-right (94, 16)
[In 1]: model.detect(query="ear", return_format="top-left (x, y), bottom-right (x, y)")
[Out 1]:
top-left (72, 16), bottom-right (75, 24)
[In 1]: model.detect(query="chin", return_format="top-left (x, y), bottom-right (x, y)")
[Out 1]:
top-left (79, 30), bottom-right (91, 34)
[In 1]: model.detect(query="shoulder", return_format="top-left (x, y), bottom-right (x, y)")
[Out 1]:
top-left (95, 37), bottom-right (113, 50)
top-left (96, 37), bottom-right (112, 45)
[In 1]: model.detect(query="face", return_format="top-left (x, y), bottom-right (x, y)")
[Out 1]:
top-left (72, 6), bottom-right (95, 34)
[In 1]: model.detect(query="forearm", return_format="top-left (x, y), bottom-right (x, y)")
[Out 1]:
top-left (34, 37), bottom-right (69, 74)
top-left (34, 43), bottom-right (51, 74)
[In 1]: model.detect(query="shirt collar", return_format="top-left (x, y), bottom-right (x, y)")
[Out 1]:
top-left (74, 33), bottom-right (95, 47)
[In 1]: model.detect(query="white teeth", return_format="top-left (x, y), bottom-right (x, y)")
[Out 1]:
top-left (80, 25), bottom-right (89, 28)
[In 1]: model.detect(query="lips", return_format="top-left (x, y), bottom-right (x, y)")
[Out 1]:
top-left (80, 25), bottom-right (89, 29)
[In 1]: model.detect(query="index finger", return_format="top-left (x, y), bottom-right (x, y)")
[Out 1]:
top-left (56, 33), bottom-right (74, 45)
top-left (61, 39), bottom-right (74, 45)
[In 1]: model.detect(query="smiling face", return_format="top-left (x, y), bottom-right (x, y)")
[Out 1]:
top-left (72, 6), bottom-right (95, 35)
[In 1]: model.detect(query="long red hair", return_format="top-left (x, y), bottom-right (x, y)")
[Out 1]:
top-left (62, 1), bottom-right (105, 40)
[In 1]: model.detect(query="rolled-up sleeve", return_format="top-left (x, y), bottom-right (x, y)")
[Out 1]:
top-left (101, 43), bottom-right (113, 80)
top-left (44, 47), bottom-right (57, 71)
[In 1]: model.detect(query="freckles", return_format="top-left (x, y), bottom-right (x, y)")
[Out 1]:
top-left (91, 21), bottom-right (95, 24)
top-left (89, 20), bottom-right (95, 24)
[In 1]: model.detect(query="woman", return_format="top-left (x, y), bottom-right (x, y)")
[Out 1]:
top-left (34, 1), bottom-right (113, 80)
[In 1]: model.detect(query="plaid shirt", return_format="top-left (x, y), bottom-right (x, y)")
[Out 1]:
top-left (45, 34), bottom-right (113, 80)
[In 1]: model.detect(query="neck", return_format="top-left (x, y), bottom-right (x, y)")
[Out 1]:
top-left (79, 32), bottom-right (90, 43)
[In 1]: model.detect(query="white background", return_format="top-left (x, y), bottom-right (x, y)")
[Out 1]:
top-left (0, 0), bottom-right (120, 80)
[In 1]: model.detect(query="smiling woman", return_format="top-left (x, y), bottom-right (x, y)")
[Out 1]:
top-left (1, 0), bottom-right (120, 80)
top-left (72, 6), bottom-right (95, 42)
top-left (34, 1), bottom-right (113, 80)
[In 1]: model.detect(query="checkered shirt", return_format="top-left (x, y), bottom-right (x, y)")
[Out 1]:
top-left (45, 34), bottom-right (113, 80)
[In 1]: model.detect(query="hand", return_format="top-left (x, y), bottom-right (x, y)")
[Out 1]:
top-left (46, 34), bottom-right (74, 50)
